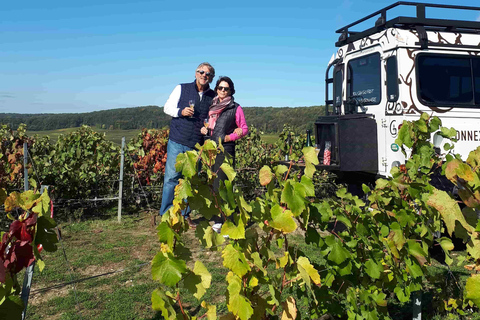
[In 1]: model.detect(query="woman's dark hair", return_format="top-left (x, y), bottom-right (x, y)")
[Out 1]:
top-left (214, 76), bottom-right (235, 95)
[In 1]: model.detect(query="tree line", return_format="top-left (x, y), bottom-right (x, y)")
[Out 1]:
top-left (0, 105), bottom-right (325, 134)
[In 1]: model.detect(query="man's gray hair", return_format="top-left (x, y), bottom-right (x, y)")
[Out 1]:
top-left (197, 62), bottom-right (215, 78)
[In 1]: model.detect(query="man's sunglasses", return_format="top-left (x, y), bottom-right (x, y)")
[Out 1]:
top-left (196, 70), bottom-right (213, 77)
top-left (218, 86), bottom-right (230, 92)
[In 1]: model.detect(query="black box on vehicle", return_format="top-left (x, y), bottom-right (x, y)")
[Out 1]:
top-left (315, 114), bottom-right (378, 173)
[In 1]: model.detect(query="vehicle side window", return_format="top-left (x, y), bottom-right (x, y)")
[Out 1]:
top-left (347, 52), bottom-right (381, 105)
top-left (474, 59), bottom-right (480, 104)
top-left (417, 54), bottom-right (480, 107)
top-left (386, 56), bottom-right (398, 102)
top-left (333, 68), bottom-right (343, 109)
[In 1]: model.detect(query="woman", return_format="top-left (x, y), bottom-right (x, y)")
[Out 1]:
top-left (200, 76), bottom-right (248, 232)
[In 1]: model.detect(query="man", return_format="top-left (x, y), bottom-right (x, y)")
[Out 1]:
top-left (159, 62), bottom-right (216, 227)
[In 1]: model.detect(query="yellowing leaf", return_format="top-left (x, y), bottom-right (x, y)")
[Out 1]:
top-left (222, 219), bottom-right (246, 240)
top-left (226, 272), bottom-right (254, 320)
top-left (281, 296), bottom-right (297, 320)
top-left (259, 166), bottom-right (273, 186)
top-left (151, 289), bottom-right (177, 319)
top-left (297, 256), bottom-right (321, 288)
top-left (425, 188), bottom-right (473, 237)
top-left (303, 146), bottom-right (319, 165)
top-left (268, 204), bottom-right (297, 234)
top-left (276, 252), bottom-right (289, 269)
top-left (466, 274), bottom-right (480, 307)
top-left (201, 301), bottom-right (217, 320)
top-left (222, 244), bottom-right (251, 277)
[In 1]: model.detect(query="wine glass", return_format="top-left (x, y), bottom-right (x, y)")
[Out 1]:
top-left (188, 100), bottom-right (195, 117)
top-left (204, 118), bottom-right (209, 136)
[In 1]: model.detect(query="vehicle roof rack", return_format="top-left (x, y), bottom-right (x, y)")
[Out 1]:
top-left (335, 1), bottom-right (480, 47)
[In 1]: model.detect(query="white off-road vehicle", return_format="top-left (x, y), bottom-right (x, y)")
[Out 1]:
top-left (316, 2), bottom-right (480, 183)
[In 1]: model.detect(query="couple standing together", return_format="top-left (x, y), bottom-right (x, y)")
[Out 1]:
top-left (159, 62), bottom-right (249, 229)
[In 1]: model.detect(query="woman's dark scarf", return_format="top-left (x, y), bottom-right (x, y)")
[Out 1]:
top-left (208, 96), bottom-right (232, 130)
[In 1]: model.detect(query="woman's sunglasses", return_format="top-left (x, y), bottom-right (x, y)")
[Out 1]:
top-left (196, 70), bottom-right (213, 77)
top-left (218, 86), bottom-right (230, 92)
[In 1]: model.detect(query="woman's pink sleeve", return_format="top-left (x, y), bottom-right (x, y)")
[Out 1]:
top-left (227, 106), bottom-right (249, 142)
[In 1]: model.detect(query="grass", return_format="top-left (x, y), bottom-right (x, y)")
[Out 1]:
top-left (30, 127), bottom-right (280, 145)
top-left (31, 128), bottom-right (142, 145)
top-left (260, 133), bottom-right (279, 145)
top-left (20, 212), bottom-right (479, 320)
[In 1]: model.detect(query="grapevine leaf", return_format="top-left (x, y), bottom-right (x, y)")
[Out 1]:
top-left (222, 219), bottom-right (246, 240)
top-left (0, 294), bottom-right (24, 320)
top-left (438, 237), bottom-right (454, 265)
top-left (303, 146), bottom-right (319, 165)
top-left (429, 116), bottom-right (441, 132)
top-left (176, 179), bottom-right (193, 200)
top-left (156, 222), bottom-right (176, 249)
top-left (268, 204), bottom-right (297, 234)
top-left (175, 150), bottom-right (198, 178)
top-left (251, 252), bottom-right (266, 276)
top-left (220, 162), bottom-right (236, 182)
top-left (405, 258), bottom-right (423, 278)
top-left (223, 180), bottom-right (236, 209)
top-left (364, 259), bottom-right (382, 280)
top-left (32, 191), bottom-right (50, 216)
top-left (276, 252), bottom-right (289, 269)
top-left (195, 221), bottom-right (225, 249)
top-left (300, 175), bottom-right (315, 197)
top-left (281, 181), bottom-right (305, 216)
top-left (237, 194), bottom-right (252, 215)
top-left (304, 162), bottom-right (316, 179)
top-left (297, 256), bottom-right (321, 288)
top-left (281, 296), bottom-right (297, 320)
top-left (184, 261), bottom-right (212, 300)
top-left (222, 244), bottom-right (251, 277)
top-left (151, 289), bottom-right (176, 319)
top-left (456, 162), bottom-right (475, 182)
top-left (19, 190), bottom-right (40, 210)
top-left (35, 216), bottom-right (58, 252)
top-left (274, 165), bottom-right (288, 180)
top-left (394, 287), bottom-right (410, 303)
top-left (327, 241), bottom-right (351, 265)
top-left (4, 192), bottom-right (20, 212)
top-left (406, 240), bottom-right (427, 266)
top-left (425, 188), bottom-right (474, 237)
top-left (467, 232), bottom-right (480, 260)
top-left (466, 146), bottom-right (480, 168)
top-left (444, 159), bottom-right (462, 182)
top-left (151, 252), bottom-right (187, 287)
top-left (201, 301), bottom-right (217, 320)
top-left (396, 121), bottom-right (413, 149)
top-left (464, 207), bottom-right (480, 228)
top-left (259, 166), bottom-right (273, 186)
top-left (37, 259), bottom-right (45, 272)
top-left (226, 272), bottom-right (254, 320)
top-left (466, 274), bottom-right (480, 307)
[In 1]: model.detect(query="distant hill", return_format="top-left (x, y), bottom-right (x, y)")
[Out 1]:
top-left (0, 105), bottom-right (325, 134)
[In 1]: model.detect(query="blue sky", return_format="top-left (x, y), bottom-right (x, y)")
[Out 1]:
top-left (2, 0), bottom-right (480, 114)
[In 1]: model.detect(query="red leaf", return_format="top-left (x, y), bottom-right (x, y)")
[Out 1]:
top-left (10, 241), bottom-right (35, 273)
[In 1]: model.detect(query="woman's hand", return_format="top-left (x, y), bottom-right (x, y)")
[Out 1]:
top-left (200, 127), bottom-right (208, 135)
top-left (234, 128), bottom-right (243, 136)
top-left (224, 135), bottom-right (231, 142)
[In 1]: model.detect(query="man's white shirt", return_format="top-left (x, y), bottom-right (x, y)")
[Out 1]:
top-left (163, 85), bottom-right (204, 117)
